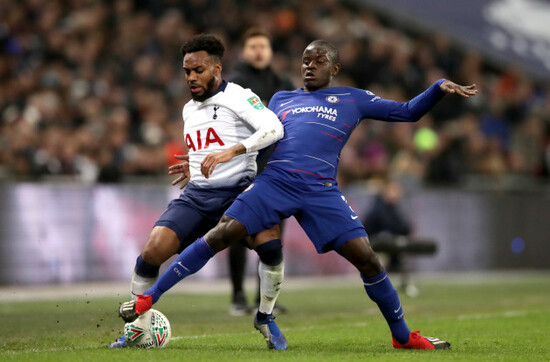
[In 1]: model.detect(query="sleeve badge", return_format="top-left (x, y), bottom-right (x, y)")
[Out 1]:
top-left (247, 96), bottom-right (265, 110)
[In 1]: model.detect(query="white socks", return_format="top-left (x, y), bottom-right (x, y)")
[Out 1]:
top-left (131, 262), bottom-right (284, 313)
top-left (258, 260), bottom-right (284, 314)
top-left (130, 272), bottom-right (157, 300)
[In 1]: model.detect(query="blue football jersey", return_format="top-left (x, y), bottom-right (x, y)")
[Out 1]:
top-left (266, 80), bottom-right (445, 186)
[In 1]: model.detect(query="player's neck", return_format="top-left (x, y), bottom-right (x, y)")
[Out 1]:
top-left (204, 78), bottom-right (227, 100)
top-left (303, 85), bottom-right (331, 92)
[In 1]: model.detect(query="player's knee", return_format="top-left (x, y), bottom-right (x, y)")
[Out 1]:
top-left (339, 237), bottom-right (383, 276)
top-left (141, 244), bottom-right (167, 266)
top-left (355, 249), bottom-right (383, 276)
top-left (255, 239), bottom-right (283, 266)
top-left (207, 215), bottom-right (248, 250)
top-left (357, 256), bottom-right (384, 277)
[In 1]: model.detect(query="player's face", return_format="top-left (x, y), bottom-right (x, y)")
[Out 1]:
top-left (301, 45), bottom-right (340, 92)
top-left (242, 36), bottom-right (273, 69)
top-left (183, 50), bottom-right (222, 102)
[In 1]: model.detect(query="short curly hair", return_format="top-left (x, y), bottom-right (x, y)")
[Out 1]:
top-left (181, 34), bottom-right (225, 60)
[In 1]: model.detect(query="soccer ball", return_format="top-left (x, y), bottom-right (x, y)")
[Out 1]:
top-left (124, 309), bottom-right (171, 348)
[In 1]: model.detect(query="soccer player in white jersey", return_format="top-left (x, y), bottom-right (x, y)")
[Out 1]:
top-left (109, 34), bottom-right (284, 348)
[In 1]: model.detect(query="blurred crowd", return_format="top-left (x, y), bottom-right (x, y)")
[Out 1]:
top-left (1, 0), bottom-right (550, 187)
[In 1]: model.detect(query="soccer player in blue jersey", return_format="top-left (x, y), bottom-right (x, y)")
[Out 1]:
top-left (119, 40), bottom-right (477, 350)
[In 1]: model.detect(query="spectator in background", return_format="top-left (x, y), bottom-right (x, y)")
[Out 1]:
top-left (230, 28), bottom-right (294, 103)
top-left (1, 0), bottom-right (549, 187)
top-left (361, 178), bottom-right (427, 297)
top-left (227, 28), bottom-right (294, 316)
top-left (362, 179), bottom-right (411, 238)
top-left (362, 179), bottom-right (411, 283)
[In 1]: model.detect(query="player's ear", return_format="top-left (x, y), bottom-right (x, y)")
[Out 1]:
top-left (214, 62), bottom-right (222, 76)
top-left (332, 63), bottom-right (341, 77)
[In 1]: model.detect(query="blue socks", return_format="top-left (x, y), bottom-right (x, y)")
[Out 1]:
top-left (361, 270), bottom-right (410, 344)
top-left (144, 237), bottom-right (215, 304)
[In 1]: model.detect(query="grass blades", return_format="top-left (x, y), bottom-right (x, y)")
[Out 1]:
top-left (0, 273), bottom-right (549, 361)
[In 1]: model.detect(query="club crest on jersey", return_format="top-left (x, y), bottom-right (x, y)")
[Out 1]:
top-left (247, 96), bottom-right (265, 110)
top-left (326, 95), bottom-right (339, 103)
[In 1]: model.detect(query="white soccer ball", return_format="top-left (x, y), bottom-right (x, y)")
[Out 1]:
top-left (124, 309), bottom-right (171, 348)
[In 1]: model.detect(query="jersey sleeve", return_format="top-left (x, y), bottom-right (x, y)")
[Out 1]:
top-left (181, 106), bottom-right (187, 125)
top-left (232, 88), bottom-right (284, 153)
top-left (182, 99), bottom-right (194, 125)
top-left (358, 79), bottom-right (446, 122)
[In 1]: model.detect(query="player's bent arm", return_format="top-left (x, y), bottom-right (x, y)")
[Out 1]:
top-left (200, 110), bottom-right (283, 178)
top-left (240, 109), bottom-right (284, 153)
top-left (200, 115), bottom-right (283, 178)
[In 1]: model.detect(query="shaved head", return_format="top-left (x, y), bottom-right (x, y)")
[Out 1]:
top-left (306, 40), bottom-right (340, 65)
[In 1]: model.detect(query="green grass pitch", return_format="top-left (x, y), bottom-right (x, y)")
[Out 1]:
top-left (1, 273), bottom-right (549, 361)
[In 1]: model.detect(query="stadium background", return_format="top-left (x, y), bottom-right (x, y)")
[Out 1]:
top-left (1, 0), bottom-right (550, 285)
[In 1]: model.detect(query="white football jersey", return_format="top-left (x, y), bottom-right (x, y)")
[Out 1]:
top-left (183, 81), bottom-right (276, 188)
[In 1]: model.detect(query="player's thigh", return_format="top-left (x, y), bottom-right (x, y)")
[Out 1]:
top-left (338, 236), bottom-right (383, 277)
top-left (152, 198), bottom-right (220, 255)
top-left (298, 188), bottom-right (365, 253)
top-left (204, 215), bottom-right (249, 252)
top-left (225, 177), bottom-right (298, 235)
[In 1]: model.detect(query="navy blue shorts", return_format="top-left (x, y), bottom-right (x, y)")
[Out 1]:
top-left (155, 182), bottom-right (246, 253)
top-left (225, 175), bottom-right (367, 254)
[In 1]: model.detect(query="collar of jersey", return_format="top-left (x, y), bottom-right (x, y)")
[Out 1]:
top-left (297, 86), bottom-right (339, 94)
top-left (194, 80), bottom-right (228, 104)
top-left (210, 80), bottom-right (228, 98)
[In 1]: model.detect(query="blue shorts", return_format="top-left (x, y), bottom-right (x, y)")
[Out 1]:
top-left (225, 175), bottom-right (367, 254)
top-left (155, 182), bottom-right (246, 253)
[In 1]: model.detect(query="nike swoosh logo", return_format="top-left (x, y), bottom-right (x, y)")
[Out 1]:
top-left (177, 262), bottom-right (190, 272)
top-left (351, 215), bottom-right (358, 220)
top-left (281, 100), bottom-right (294, 106)
top-left (394, 306), bottom-right (402, 313)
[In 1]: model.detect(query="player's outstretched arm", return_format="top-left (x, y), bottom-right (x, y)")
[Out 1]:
top-left (371, 79), bottom-right (479, 123)
top-left (439, 80), bottom-right (478, 98)
top-left (168, 154), bottom-right (190, 189)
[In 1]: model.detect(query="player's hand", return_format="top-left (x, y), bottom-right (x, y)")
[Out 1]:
top-left (200, 144), bottom-right (246, 178)
top-left (440, 80), bottom-right (478, 98)
top-left (168, 154), bottom-right (190, 189)
top-left (200, 149), bottom-right (235, 178)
